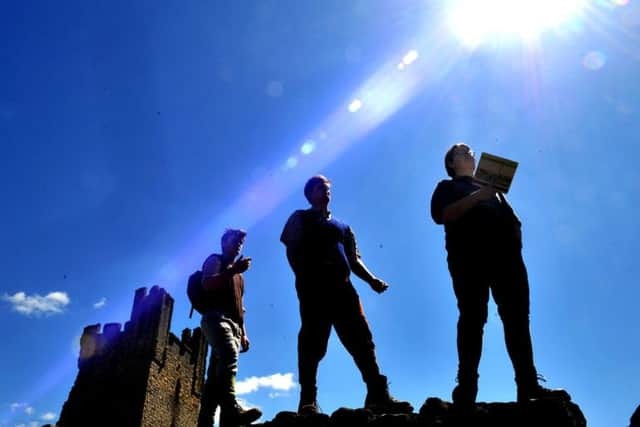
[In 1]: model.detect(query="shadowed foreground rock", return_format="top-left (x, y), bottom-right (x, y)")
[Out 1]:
top-left (631, 404), bottom-right (640, 427)
top-left (257, 397), bottom-right (586, 427)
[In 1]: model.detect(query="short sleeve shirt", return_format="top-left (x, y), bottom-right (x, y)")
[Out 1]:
top-left (281, 209), bottom-right (361, 281)
top-left (431, 176), bottom-right (521, 257)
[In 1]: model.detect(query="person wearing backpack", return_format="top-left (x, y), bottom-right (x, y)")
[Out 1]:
top-left (195, 228), bottom-right (261, 427)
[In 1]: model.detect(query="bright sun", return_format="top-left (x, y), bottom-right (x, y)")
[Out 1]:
top-left (447, 0), bottom-right (586, 48)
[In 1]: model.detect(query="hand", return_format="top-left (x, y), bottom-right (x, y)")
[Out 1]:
top-left (369, 278), bottom-right (389, 294)
top-left (231, 255), bottom-right (252, 274)
top-left (240, 335), bottom-right (250, 353)
top-left (473, 186), bottom-right (497, 202)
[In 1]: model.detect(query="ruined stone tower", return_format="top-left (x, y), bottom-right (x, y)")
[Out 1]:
top-left (58, 286), bottom-right (208, 427)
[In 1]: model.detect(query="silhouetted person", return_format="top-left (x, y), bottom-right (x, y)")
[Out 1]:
top-left (430, 143), bottom-right (570, 407)
top-left (197, 229), bottom-right (261, 427)
top-left (281, 175), bottom-right (413, 415)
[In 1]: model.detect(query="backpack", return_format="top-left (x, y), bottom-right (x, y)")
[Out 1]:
top-left (187, 270), bottom-right (207, 318)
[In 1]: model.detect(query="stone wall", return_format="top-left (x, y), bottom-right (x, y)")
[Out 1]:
top-left (57, 286), bottom-right (207, 427)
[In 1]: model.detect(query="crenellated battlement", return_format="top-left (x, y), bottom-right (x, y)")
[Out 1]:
top-left (130, 285), bottom-right (171, 324)
top-left (78, 322), bottom-right (124, 366)
top-left (59, 286), bottom-right (208, 427)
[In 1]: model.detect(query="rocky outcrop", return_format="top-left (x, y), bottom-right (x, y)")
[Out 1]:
top-left (631, 404), bottom-right (640, 427)
top-left (258, 397), bottom-right (586, 427)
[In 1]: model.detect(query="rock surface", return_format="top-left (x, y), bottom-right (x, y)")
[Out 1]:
top-left (257, 397), bottom-right (586, 427)
top-left (631, 404), bottom-right (640, 427)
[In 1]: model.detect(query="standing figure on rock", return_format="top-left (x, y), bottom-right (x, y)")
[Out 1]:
top-left (197, 229), bottom-right (262, 427)
top-left (281, 175), bottom-right (413, 415)
top-left (430, 143), bottom-right (570, 407)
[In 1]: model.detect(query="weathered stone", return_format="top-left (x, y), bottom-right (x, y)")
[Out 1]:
top-left (57, 286), bottom-right (207, 427)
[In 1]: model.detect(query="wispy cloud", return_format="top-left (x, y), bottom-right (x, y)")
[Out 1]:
top-left (40, 412), bottom-right (56, 421)
top-left (93, 297), bottom-right (107, 309)
top-left (10, 403), bottom-right (24, 412)
top-left (2, 292), bottom-right (70, 316)
top-left (9, 403), bottom-right (33, 416)
top-left (236, 373), bottom-right (296, 395)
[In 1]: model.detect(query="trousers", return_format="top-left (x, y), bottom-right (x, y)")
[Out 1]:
top-left (296, 278), bottom-right (382, 400)
top-left (448, 248), bottom-right (537, 384)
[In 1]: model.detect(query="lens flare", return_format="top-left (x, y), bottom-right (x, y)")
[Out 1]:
top-left (582, 51), bottom-right (606, 70)
top-left (448, 0), bottom-right (586, 47)
top-left (300, 140), bottom-right (316, 155)
top-left (348, 99), bottom-right (363, 112)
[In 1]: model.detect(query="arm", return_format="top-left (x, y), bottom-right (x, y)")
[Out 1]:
top-left (240, 322), bottom-right (250, 352)
top-left (344, 227), bottom-right (389, 293)
top-left (441, 186), bottom-right (496, 223)
top-left (282, 212), bottom-right (308, 276)
top-left (202, 256), bottom-right (251, 291)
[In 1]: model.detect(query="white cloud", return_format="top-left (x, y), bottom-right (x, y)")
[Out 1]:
top-left (9, 403), bottom-right (33, 416)
top-left (40, 413), bottom-right (55, 421)
top-left (93, 297), bottom-right (107, 309)
top-left (2, 291), bottom-right (70, 316)
top-left (236, 373), bottom-right (297, 395)
top-left (28, 422), bottom-right (39, 427)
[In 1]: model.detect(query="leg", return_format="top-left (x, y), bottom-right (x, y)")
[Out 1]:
top-left (332, 283), bottom-right (412, 414)
top-left (450, 268), bottom-right (490, 405)
top-left (332, 283), bottom-right (380, 384)
top-left (297, 289), bottom-right (332, 412)
top-left (491, 252), bottom-right (536, 385)
top-left (197, 351), bottom-right (219, 427)
top-left (207, 318), bottom-right (261, 426)
top-left (492, 251), bottom-right (569, 402)
top-left (199, 316), bottom-right (222, 427)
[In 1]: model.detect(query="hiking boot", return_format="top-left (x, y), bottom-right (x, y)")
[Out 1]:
top-left (451, 382), bottom-right (478, 408)
top-left (297, 400), bottom-right (320, 415)
top-left (364, 376), bottom-right (413, 414)
top-left (517, 375), bottom-right (570, 403)
top-left (220, 402), bottom-right (262, 427)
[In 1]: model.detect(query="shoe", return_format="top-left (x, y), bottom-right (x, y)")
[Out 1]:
top-left (297, 400), bottom-right (320, 415)
top-left (220, 403), bottom-right (262, 427)
top-left (451, 382), bottom-right (478, 408)
top-left (517, 375), bottom-right (570, 403)
top-left (364, 376), bottom-right (413, 414)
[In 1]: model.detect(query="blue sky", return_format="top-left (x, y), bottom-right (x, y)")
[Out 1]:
top-left (1, 1), bottom-right (639, 426)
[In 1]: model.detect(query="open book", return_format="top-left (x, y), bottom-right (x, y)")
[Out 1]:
top-left (474, 152), bottom-right (518, 193)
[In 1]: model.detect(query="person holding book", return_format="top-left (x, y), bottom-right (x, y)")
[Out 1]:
top-left (430, 143), bottom-right (569, 407)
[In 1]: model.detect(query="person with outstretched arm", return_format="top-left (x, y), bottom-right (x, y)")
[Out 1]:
top-left (281, 175), bottom-right (413, 415)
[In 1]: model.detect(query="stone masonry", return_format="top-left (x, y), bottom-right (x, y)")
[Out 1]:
top-left (57, 286), bottom-right (207, 427)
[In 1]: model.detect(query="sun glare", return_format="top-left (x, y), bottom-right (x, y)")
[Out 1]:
top-left (448, 0), bottom-right (586, 48)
